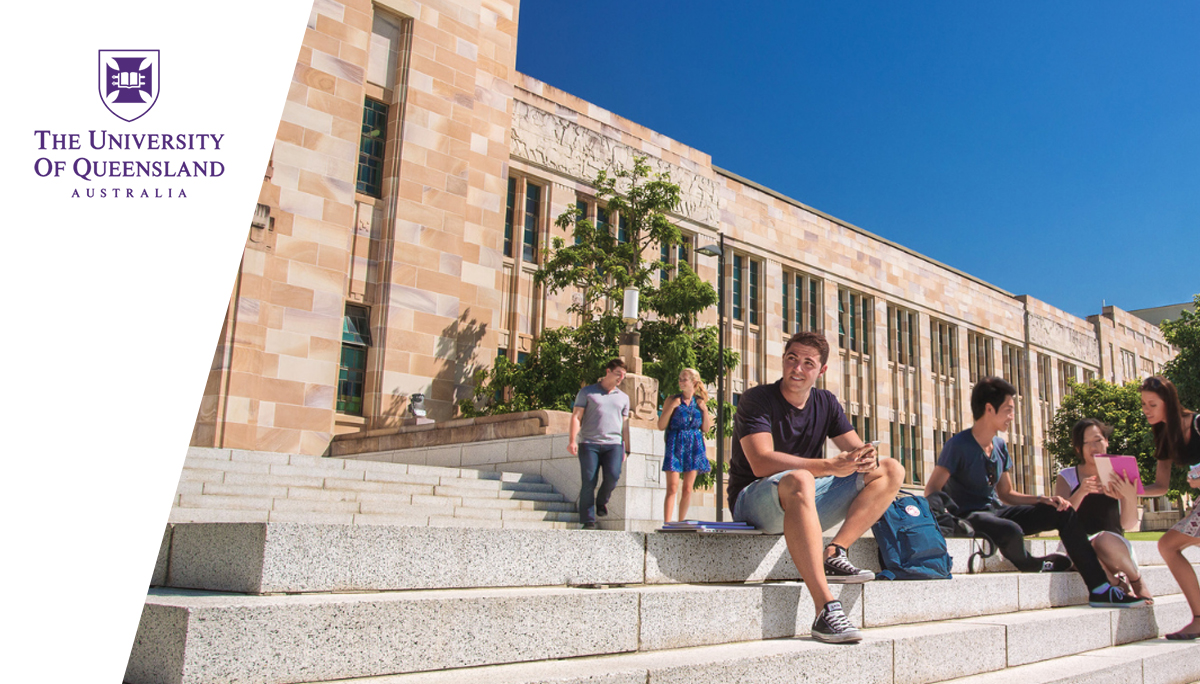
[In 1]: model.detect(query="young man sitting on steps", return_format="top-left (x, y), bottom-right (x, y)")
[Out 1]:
top-left (728, 331), bottom-right (906, 643)
top-left (924, 376), bottom-right (1145, 609)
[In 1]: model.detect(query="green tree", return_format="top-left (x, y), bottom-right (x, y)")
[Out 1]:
top-left (1044, 378), bottom-right (1186, 499)
top-left (462, 157), bottom-right (737, 416)
top-left (1161, 293), bottom-right (1200, 411)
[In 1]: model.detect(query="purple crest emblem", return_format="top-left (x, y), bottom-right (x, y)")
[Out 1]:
top-left (99, 50), bottom-right (160, 122)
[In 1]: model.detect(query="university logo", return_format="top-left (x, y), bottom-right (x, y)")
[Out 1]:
top-left (99, 50), bottom-right (160, 122)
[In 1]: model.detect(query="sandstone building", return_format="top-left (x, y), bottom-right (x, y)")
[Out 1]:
top-left (190, 0), bottom-right (1176, 496)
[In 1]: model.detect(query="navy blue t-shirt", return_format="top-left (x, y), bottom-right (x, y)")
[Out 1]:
top-left (727, 381), bottom-right (855, 510)
top-left (936, 429), bottom-right (1012, 514)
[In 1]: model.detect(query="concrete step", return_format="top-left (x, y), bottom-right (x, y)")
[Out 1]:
top-left (156, 523), bottom-right (1200, 595)
top-left (125, 585), bottom-right (1200, 684)
top-left (171, 448), bottom-right (576, 529)
top-left (284, 635), bottom-right (1200, 684)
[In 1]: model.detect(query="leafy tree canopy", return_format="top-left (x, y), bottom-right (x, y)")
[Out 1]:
top-left (1161, 293), bottom-right (1200, 412)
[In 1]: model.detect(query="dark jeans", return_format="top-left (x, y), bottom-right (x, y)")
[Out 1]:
top-left (967, 503), bottom-right (1108, 590)
top-left (578, 443), bottom-right (624, 524)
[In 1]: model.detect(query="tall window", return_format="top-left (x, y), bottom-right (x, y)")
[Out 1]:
top-left (1120, 349), bottom-right (1138, 382)
top-left (337, 304), bottom-right (372, 415)
top-left (838, 287), bottom-right (875, 446)
top-left (1037, 353), bottom-right (1056, 495)
top-left (356, 99), bottom-right (388, 197)
top-left (503, 176), bottom-right (543, 262)
top-left (659, 234), bottom-right (691, 282)
top-left (748, 259), bottom-right (759, 325)
top-left (1002, 343), bottom-right (1033, 492)
top-left (1058, 360), bottom-right (1077, 397)
top-left (838, 288), bottom-right (872, 355)
top-left (355, 9), bottom-right (409, 200)
top-left (930, 319), bottom-right (961, 461)
top-left (887, 304), bottom-right (920, 483)
top-left (782, 270), bottom-right (820, 335)
top-left (732, 256), bottom-right (743, 320)
top-left (967, 332), bottom-right (994, 384)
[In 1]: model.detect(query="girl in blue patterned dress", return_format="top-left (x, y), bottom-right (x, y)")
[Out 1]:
top-left (657, 368), bottom-right (713, 523)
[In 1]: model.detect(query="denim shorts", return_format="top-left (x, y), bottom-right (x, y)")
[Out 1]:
top-left (733, 470), bottom-right (864, 534)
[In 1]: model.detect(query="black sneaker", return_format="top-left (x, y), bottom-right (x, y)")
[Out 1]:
top-left (1089, 584), bottom-right (1146, 608)
top-left (811, 600), bottom-right (862, 643)
top-left (824, 544), bottom-right (874, 584)
top-left (1039, 553), bottom-right (1072, 572)
top-left (596, 503), bottom-right (608, 517)
top-left (581, 522), bottom-right (597, 530)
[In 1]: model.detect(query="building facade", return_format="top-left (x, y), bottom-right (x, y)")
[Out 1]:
top-left (190, 0), bottom-right (1176, 495)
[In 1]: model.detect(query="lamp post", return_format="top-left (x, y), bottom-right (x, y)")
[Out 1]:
top-left (695, 234), bottom-right (726, 521)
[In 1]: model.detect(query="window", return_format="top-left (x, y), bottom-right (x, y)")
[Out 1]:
top-left (1120, 349), bottom-right (1138, 381)
top-left (503, 176), bottom-right (543, 262)
top-left (887, 305), bottom-right (916, 367)
top-left (930, 320), bottom-right (956, 377)
top-left (659, 235), bottom-right (691, 282)
top-left (967, 332), bottom-right (993, 384)
top-left (748, 259), bottom-right (759, 325)
top-left (1083, 368), bottom-right (1097, 384)
top-left (1002, 343), bottom-right (1033, 493)
top-left (930, 319), bottom-right (961, 458)
top-left (337, 304), bottom-right (372, 415)
top-left (356, 98), bottom-right (388, 197)
top-left (782, 270), bottom-right (820, 335)
top-left (522, 183), bottom-right (541, 262)
top-left (837, 288), bottom-right (871, 355)
top-left (732, 255), bottom-right (743, 320)
top-left (1058, 360), bottom-right (1077, 397)
top-left (355, 10), bottom-right (409, 199)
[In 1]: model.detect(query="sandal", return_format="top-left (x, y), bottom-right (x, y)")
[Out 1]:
top-left (1127, 574), bottom-right (1154, 605)
top-left (1166, 616), bottom-right (1200, 640)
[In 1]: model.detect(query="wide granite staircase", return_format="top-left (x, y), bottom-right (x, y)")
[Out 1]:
top-left (127, 520), bottom-right (1200, 684)
top-left (171, 447), bottom-right (578, 529)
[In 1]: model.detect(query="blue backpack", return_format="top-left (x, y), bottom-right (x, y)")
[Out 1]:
top-left (871, 494), bottom-right (952, 580)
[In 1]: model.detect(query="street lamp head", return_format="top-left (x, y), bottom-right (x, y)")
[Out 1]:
top-left (622, 287), bottom-right (639, 324)
top-left (696, 244), bottom-right (721, 258)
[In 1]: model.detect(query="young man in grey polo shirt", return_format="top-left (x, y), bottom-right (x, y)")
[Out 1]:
top-left (569, 359), bottom-right (631, 529)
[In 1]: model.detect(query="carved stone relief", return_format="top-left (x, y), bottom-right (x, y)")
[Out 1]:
top-left (510, 100), bottom-right (720, 227)
top-left (1027, 314), bottom-right (1101, 365)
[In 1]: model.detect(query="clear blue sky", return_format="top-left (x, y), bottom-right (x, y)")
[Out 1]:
top-left (515, 0), bottom-right (1198, 319)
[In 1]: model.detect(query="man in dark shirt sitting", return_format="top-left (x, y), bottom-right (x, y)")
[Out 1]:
top-left (729, 331), bottom-right (905, 643)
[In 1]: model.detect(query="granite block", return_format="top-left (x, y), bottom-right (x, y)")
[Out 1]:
top-left (871, 620), bottom-right (1006, 684)
top-left (151, 525), bottom-right (172, 587)
top-left (760, 581), bottom-right (858, 638)
top-left (124, 601), bottom-right (188, 684)
top-left (963, 605), bottom-right (1112, 666)
top-left (129, 586), bottom-right (640, 684)
top-left (1116, 594), bottom-right (1192, 643)
top-left (168, 523), bottom-right (268, 593)
top-left (862, 573), bottom-right (1017, 627)
top-left (645, 534), bottom-right (877, 584)
top-left (462, 440), bottom-right (509, 466)
top-left (637, 584), bottom-right (763, 650)
top-left (164, 524), bottom-right (645, 593)
top-left (1016, 571), bottom-right (1089, 610)
top-left (1127, 638), bottom-right (1200, 684)
top-left (645, 636), bottom-right (893, 684)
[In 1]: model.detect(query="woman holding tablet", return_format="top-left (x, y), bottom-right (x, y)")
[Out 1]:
top-left (1055, 418), bottom-right (1150, 602)
top-left (1138, 376), bottom-right (1200, 638)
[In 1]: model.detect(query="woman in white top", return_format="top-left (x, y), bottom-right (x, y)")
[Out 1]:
top-left (1054, 418), bottom-right (1150, 603)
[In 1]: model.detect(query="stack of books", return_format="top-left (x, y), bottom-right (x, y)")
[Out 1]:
top-left (659, 520), bottom-right (763, 534)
